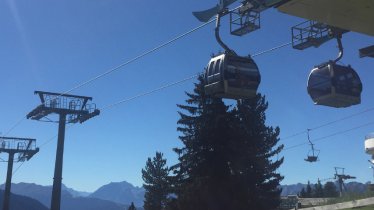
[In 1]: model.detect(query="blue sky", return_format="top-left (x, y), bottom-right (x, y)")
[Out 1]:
top-left (0, 0), bottom-right (373, 192)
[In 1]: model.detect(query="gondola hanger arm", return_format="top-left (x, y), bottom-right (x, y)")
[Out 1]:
top-left (215, 12), bottom-right (237, 55)
top-left (329, 28), bottom-right (345, 63)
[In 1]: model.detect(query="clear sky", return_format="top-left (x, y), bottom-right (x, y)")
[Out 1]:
top-left (0, 0), bottom-right (373, 192)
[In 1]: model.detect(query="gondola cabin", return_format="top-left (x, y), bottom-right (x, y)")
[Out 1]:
top-left (307, 62), bottom-right (362, 108)
top-left (204, 53), bottom-right (261, 99)
top-left (365, 133), bottom-right (374, 157)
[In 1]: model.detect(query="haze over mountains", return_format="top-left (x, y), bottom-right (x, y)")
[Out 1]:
top-left (0, 181), bottom-right (144, 210)
top-left (0, 190), bottom-right (48, 210)
top-left (89, 181), bottom-right (145, 206)
top-left (0, 180), bottom-right (370, 210)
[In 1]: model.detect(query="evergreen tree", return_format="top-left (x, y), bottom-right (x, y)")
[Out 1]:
top-left (172, 76), bottom-right (283, 210)
top-left (314, 180), bottom-right (324, 197)
top-left (306, 181), bottom-right (312, 197)
top-left (172, 76), bottom-right (235, 210)
top-left (299, 187), bottom-right (306, 198)
top-left (324, 181), bottom-right (339, 197)
top-left (142, 152), bottom-right (170, 210)
top-left (128, 202), bottom-right (137, 210)
top-left (230, 96), bottom-right (284, 209)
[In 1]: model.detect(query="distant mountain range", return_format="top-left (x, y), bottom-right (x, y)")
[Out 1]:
top-left (61, 184), bottom-right (91, 198)
top-left (3, 180), bottom-right (368, 209)
top-left (89, 181), bottom-right (145, 207)
top-left (0, 182), bottom-right (142, 210)
top-left (0, 190), bottom-right (48, 210)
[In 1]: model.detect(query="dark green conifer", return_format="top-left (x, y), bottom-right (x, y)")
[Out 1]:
top-left (314, 180), bottom-right (324, 197)
top-left (142, 152), bottom-right (170, 210)
top-left (323, 181), bottom-right (339, 197)
top-left (299, 187), bottom-right (306, 198)
top-left (306, 181), bottom-right (313, 197)
top-left (172, 76), bottom-right (234, 210)
top-left (230, 96), bottom-right (284, 209)
top-left (128, 202), bottom-right (137, 210)
top-left (172, 76), bottom-right (284, 210)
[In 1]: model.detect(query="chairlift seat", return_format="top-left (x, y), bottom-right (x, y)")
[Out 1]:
top-left (305, 156), bottom-right (318, 162)
top-left (204, 53), bottom-right (261, 99)
top-left (305, 147), bottom-right (320, 163)
top-left (307, 61), bottom-right (362, 108)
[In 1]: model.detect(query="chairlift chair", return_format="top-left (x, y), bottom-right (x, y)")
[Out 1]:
top-left (307, 33), bottom-right (362, 108)
top-left (304, 129), bottom-right (319, 163)
top-left (305, 148), bottom-right (320, 162)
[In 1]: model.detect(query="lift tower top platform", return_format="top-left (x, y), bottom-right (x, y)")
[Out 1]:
top-left (27, 91), bottom-right (100, 210)
top-left (0, 136), bottom-right (39, 210)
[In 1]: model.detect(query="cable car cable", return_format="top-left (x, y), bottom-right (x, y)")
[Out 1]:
top-left (35, 40), bottom-right (294, 147)
top-left (12, 125), bottom-right (75, 177)
top-left (3, 4), bottom-right (250, 137)
top-left (12, 161), bottom-right (25, 176)
top-left (1, 19), bottom-right (217, 137)
top-left (251, 42), bottom-right (292, 57)
top-left (102, 74), bottom-right (199, 110)
top-left (10, 41), bottom-right (295, 178)
top-left (101, 41), bottom-right (293, 110)
top-left (280, 107), bottom-right (374, 142)
top-left (283, 121), bottom-right (374, 151)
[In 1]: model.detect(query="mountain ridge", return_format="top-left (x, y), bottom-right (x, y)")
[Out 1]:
top-left (89, 180), bottom-right (145, 207)
top-left (0, 183), bottom-right (133, 210)
top-left (0, 190), bottom-right (48, 210)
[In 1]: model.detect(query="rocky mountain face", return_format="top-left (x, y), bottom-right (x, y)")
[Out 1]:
top-left (89, 181), bottom-right (145, 207)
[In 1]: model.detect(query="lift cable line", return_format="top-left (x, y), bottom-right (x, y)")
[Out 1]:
top-left (9, 41), bottom-right (294, 179)
top-left (8, 37), bottom-right (367, 144)
top-left (5, 37), bottom-right (370, 181)
top-left (102, 74), bottom-right (199, 110)
top-left (283, 120), bottom-right (374, 151)
top-left (1, 19), bottom-right (216, 137)
top-left (2, 120), bottom-right (24, 138)
top-left (13, 130), bottom-right (66, 177)
top-left (102, 41), bottom-right (293, 110)
top-left (1, 3), bottom-right (251, 137)
top-left (280, 106), bottom-right (374, 142)
top-left (6, 39), bottom-right (294, 138)
top-left (12, 161), bottom-right (26, 176)
top-left (12, 131), bottom-right (65, 177)
top-left (61, 20), bottom-right (216, 97)
top-left (251, 41), bottom-right (292, 57)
